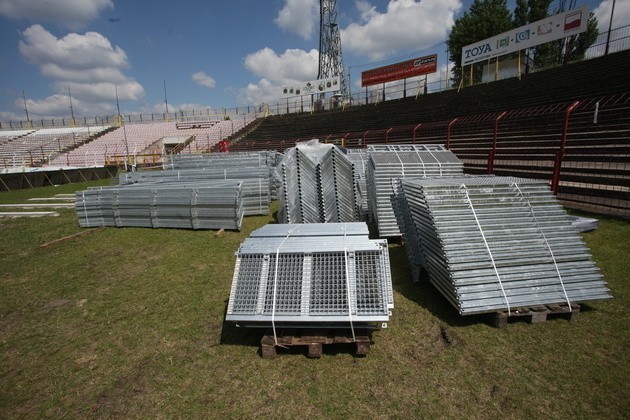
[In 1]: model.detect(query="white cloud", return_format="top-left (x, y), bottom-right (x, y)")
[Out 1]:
top-left (239, 48), bottom-right (320, 105)
top-left (16, 94), bottom-right (115, 119)
top-left (341, 0), bottom-right (462, 60)
top-left (594, 0), bottom-right (630, 32)
top-left (17, 24), bottom-right (144, 117)
top-left (237, 79), bottom-right (281, 106)
top-left (275, 0), bottom-right (319, 40)
top-left (244, 48), bottom-right (319, 84)
top-left (192, 71), bottom-right (216, 89)
top-left (0, 0), bottom-right (113, 30)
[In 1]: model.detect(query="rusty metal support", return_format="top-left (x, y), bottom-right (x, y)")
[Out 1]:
top-left (551, 101), bottom-right (580, 195)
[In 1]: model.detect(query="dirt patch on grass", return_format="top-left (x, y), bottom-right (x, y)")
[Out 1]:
top-left (44, 299), bottom-right (69, 309)
top-left (90, 358), bottom-right (150, 416)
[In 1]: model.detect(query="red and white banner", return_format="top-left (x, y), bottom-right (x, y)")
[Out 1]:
top-left (361, 54), bottom-right (437, 87)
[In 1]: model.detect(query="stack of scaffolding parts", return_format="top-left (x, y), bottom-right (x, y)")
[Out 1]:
top-left (345, 148), bottom-right (370, 219)
top-left (75, 180), bottom-right (244, 230)
top-left (118, 168), bottom-right (270, 216)
top-left (397, 176), bottom-right (613, 318)
top-left (366, 144), bottom-right (464, 237)
top-left (165, 150), bottom-right (282, 200)
top-left (226, 223), bottom-right (393, 356)
top-left (277, 140), bottom-right (359, 224)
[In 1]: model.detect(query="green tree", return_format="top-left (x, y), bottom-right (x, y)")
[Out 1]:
top-left (513, 0), bottom-right (554, 70)
top-left (561, 12), bottom-right (599, 64)
top-left (447, 0), bottom-right (514, 86)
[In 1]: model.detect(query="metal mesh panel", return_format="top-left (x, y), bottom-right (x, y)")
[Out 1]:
top-left (230, 255), bottom-right (264, 314)
top-left (263, 254), bottom-right (303, 315)
top-left (355, 251), bottom-right (386, 314)
top-left (310, 253), bottom-right (349, 315)
top-left (225, 222), bottom-right (393, 326)
top-left (398, 175), bottom-right (613, 315)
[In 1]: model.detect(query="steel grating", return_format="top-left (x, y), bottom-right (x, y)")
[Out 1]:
top-left (119, 168), bottom-right (270, 216)
top-left (75, 180), bottom-right (244, 230)
top-left (346, 149), bottom-right (369, 219)
top-left (366, 144), bottom-right (464, 237)
top-left (277, 140), bottom-right (359, 224)
top-left (398, 176), bottom-right (613, 315)
top-left (226, 222), bottom-right (393, 328)
top-left (164, 150), bottom-right (281, 200)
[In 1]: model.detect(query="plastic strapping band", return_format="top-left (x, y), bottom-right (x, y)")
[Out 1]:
top-left (259, 178), bottom-right (263, 213)
top-left (271, 228), bottom-right (294, 346)
top-left (82, 190), bottom-right (89, 227)
top-left (393, 150), bottom-right (405, 178)
top-left (413, 148), bottom-right (426, 175)
top-left (424, 147), bottom-right (443, 177)
top-left (462, 184), bottom-right (511, 315)
top-left (512, 183), bottom-right (572, 310)
top-left (342, 224), bottom-right (356, 342)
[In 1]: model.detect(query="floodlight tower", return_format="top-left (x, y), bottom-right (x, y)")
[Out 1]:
top-left (318, 0), bottom-right (347, 98)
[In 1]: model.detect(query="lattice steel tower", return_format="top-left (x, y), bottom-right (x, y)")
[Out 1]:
top-left (318, 0), bottom-right (347, 98)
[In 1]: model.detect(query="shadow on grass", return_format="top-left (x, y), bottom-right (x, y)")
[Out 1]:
top-left (219, 300), bottom-right (262, 348)
top-left (387, 244), bottom-right (490, 328)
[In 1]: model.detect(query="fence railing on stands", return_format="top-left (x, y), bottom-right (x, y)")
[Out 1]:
top-left (230, 92), bottom-right (630, 218)
top-left (1, 24), bottom-right (628, 130)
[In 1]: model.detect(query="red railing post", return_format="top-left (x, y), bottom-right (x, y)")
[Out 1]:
top-left (385, 127), bottom-right (393, 143)
top-left (488, 111), bottom-right (508, 174)
top-left (446, 118), bottom-right (458, 149)
top-left (412, 123), bottom-right (422, 144)
top-left (551, 100), bottom-right (580, 195)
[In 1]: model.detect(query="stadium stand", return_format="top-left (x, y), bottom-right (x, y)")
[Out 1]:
top-left (0, 126), bottom-right (112, 168)
top-left (226, 50), bottom-right (630, 218)
top-left (46, 115), bottom-right (255, 167)
top-left (233, 50), bottom-right (630, 144)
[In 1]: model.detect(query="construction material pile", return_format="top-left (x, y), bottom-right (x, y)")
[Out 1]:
top-left (75, 180), bottom-right (244, 230)
top-left (345, 148), bottom-right (369, 219)
top-left (119, 168), bottom-right (270, 216)
top-left (277, 140), bottom-right (359, 223)
top-left (397, 176), bottom-right (613, 315)
top-left (165, 150), bottom-right (281, 199)
top-left (225, 223), bottom-right (393, 329)
top-left (366, 144), bottom-right (464, 237)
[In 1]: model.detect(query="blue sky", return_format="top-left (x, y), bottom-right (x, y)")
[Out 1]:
top-left (0, 0), bottom-right (625, 121)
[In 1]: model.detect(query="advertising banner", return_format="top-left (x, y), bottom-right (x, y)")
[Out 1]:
top-left (461, 5), bottom-right (589, 66)
top-left (361, 54), bottom-right (437, 87)
top-left (282, 77), bottom-right (340, 97)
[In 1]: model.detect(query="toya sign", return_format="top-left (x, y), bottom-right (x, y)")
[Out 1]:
top-left (361, 54), bottom-right (437, 87)
top-left (461, 5), bottom-right (589, 66)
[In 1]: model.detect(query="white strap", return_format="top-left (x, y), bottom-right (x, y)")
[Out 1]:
top-left (342, 224), bottom-right (356, 342)
top-left (512, 183), bottom-right (572, 310)
top-left (259, 178), bottom-right (263, 213)
top-left (393, 150), bottom-right (405, 178)
top-left (462, 185), bottom-right (511, 315)
top-left (424, 147), bottom-right (442, 176)
top-left (81, 190), bottom-right (90, 227)
top-left (271, 228), bottom-right (295, 345)
top-left (413, 148), bottom-right (426, 175)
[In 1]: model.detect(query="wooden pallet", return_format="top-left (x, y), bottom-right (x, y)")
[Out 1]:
top-left (492, 303), bottom-right (581, 328)
top-left (260, 328), bottom-right (371, 358)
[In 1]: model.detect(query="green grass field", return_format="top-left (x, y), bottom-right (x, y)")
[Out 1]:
top-left (1, 181), bottom-right (629, 418)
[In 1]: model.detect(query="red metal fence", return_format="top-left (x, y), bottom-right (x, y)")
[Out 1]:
top-left (230, 92), bottom-right (630, 217)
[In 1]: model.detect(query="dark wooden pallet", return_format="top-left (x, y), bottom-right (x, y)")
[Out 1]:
top-left (260, 328), bottom-right (371, 358)
top-left (492, 303), bottom-right (581, 328)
